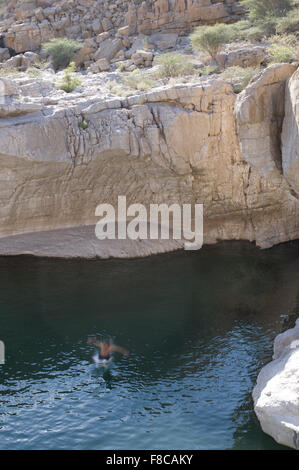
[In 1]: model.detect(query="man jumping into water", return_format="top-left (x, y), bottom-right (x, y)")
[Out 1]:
top-left (87, 337), bottom-right (129, 362)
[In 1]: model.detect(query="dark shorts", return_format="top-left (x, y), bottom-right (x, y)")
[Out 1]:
top-left (98, 353), bottom-right (111, 361)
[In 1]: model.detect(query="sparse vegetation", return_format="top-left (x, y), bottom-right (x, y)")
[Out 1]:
top-left (79, 119), bottom-right (89, 130)
top-left (199, 65), bottom-right (218, 76)
top-left (43, 37), bottom-right (82, 71)
top-left (121, 69), bottom-right (158, 90)
top-left (241, 0), bottom-right (292, 20)
top-left (267, 43), bottom-right (296, 63)
top-left (154, 53), bottom-right (195, 77)
top-left (59, 62), bottom-right (82, 93)
top-left (106, 80), bottom-right (132, 97)
top-left (0, 66), bottom-right (20, 77)
top-left (26, 67), bottom-right (42, 78)
top-left (117, 63), bottom-right (126, 72)
top-left (276, 8), bottom-right (299, 33)
top-left (190, 24), bottom-right (233, 59)
top-left (220, 66), bottom-right (259, 93)
top-left (237, 0), bottom-right (294, 37)
top-left (189, 0), bottom-right (299, 51)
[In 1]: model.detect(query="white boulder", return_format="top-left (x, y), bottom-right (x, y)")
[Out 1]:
top-left (253, 319), bottom-right (299, 449)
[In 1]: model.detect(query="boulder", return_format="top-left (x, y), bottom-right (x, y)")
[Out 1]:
top-left (94, 38), bottom-right (123, 61)
top-left (224, 46), bottom-right (266, 68)
top-left (0, 47), bottom-right (10, 63)
top-left (131, 49), bottom-right (154, 67)
top-left (74, 46), bottom-right (95, 68)
top-left (96, 58), bottom-right (110, 71)
top-left (23, 51), bottom-right (39, 65)
top-left (253, 320), bottom-right (299, 450)
top-left (117, 26), bottom-right (130, 36)
top-left (149, 32), bottom-right (178, 50)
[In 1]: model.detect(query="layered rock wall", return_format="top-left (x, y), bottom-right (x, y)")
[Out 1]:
top-left (0, 63), bottom-right (299, 255)
top-left (126, 0), bottom-right (244, 35)
top-left (0, 0), bottom-right (243, 54)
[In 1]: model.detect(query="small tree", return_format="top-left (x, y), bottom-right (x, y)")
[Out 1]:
top-left (59, 62), bottom-right (82, 93)
top-left (190, 24), bottom-right (233, 60)
top-left (43, 37), bottom-right (82, 71)
top-left (241, 0), bottom-right (292, 20)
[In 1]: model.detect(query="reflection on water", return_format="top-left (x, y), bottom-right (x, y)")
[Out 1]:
top-left (0, 241), bottom-right (298, 449)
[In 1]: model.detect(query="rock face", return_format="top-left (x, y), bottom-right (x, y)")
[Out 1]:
top-left (281, 68), bottom-right (299, 194)
top-left (0, 64), bottom-right (298, 257)
top-left (0, 0), bottom-right (128, 53)
top-left (0, 0), bottom-right (243, 55)
top-left (126, 0), bottom-right (244, 35)
top-left (235, 63), bottom-right (298, 184)
top-left (253, 320), bottom-right (299, 450)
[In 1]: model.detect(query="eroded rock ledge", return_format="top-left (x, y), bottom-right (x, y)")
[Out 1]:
top-left (253, 320), bottom-right (299, 450)
top-left (0, 63), bottom-right (299, 258)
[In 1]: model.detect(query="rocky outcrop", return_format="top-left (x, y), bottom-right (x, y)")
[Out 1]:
top-left (0, 64), bottom-right (298, 257)
top-left (253, 320), bottom-right (299, 450)
top-left (235, 63), bottom-right (298, 185)
top-left (0, 0), bottom-right (128, 53)
top-left (216, 45), bottom-right (266, 68)
top-left (281, 68), bottom-right (299, 194)
top-left (0, 0), bottom-right (243, 57)
top-left (126, 0), bottom-right (244, 35)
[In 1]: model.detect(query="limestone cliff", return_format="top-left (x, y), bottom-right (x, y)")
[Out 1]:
top-left (0, 63), bottom-right (298, 257)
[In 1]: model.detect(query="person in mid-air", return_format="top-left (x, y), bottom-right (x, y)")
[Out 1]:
top-left (87, 337), bottom-right (129, 362)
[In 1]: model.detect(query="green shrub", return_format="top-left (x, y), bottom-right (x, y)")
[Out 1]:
top-left (106, 80), bottom-right (132, 97)
top-left (121, 69), bottom-right (158, 90)
top-left (199, 65), bottom-right (218, 76)
top-left (241, 0), bottom-right (292, 20)
top-left (79, 119), bottom-right (88, 130)
top-left (43, 37), bottom-right (82, 71)
top-left (154, 53), bottom-right (194, 77)
top-left (190, 24), bottom-right (233, 59)
top-left (26, 67), bottom-right (42, 78)
top-left (267, 43), bottom-right (296, 63)
top-left (270, 33), bottom-right (298, 46)
top-left (220, 66), bottom-right (259, 93)
top-left (59, 62), bottom-right (82, 93)
top-left (229, 20), bottom-right (252, 40)
top-left (276, 7), bottom-right (299, 33)
top-left (117, 63), bottom-right (126, 72)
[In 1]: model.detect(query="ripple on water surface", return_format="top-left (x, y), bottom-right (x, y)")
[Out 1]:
top-left (0, 241), bottom-right (298, 449)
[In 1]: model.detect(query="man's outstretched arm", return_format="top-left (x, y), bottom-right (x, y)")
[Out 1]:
top-left (110, 345), bottom-right (129, 356)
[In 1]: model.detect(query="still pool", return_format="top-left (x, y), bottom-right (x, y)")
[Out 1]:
top-left (0, 241), bottom-right (298, 450)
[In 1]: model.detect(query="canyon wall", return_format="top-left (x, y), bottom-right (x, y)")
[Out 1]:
top-left (0, 63), bottom-right (298, 256)
top-left (0, 0), bottom-right (243, 53)
top-left (125, 0), bottom-right (243, 35)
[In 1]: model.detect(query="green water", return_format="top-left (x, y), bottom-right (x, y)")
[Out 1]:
top-left (0, 241), bottom-right (298, 450)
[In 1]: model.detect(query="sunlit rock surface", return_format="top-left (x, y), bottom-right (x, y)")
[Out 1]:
top-left (253, 320), bottom-right (299, 450)
top-left (0, 65), bottom-right (299, 257)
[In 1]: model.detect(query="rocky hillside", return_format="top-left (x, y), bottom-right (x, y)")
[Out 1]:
top-left (0, 0), bottom-right (243, 63)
